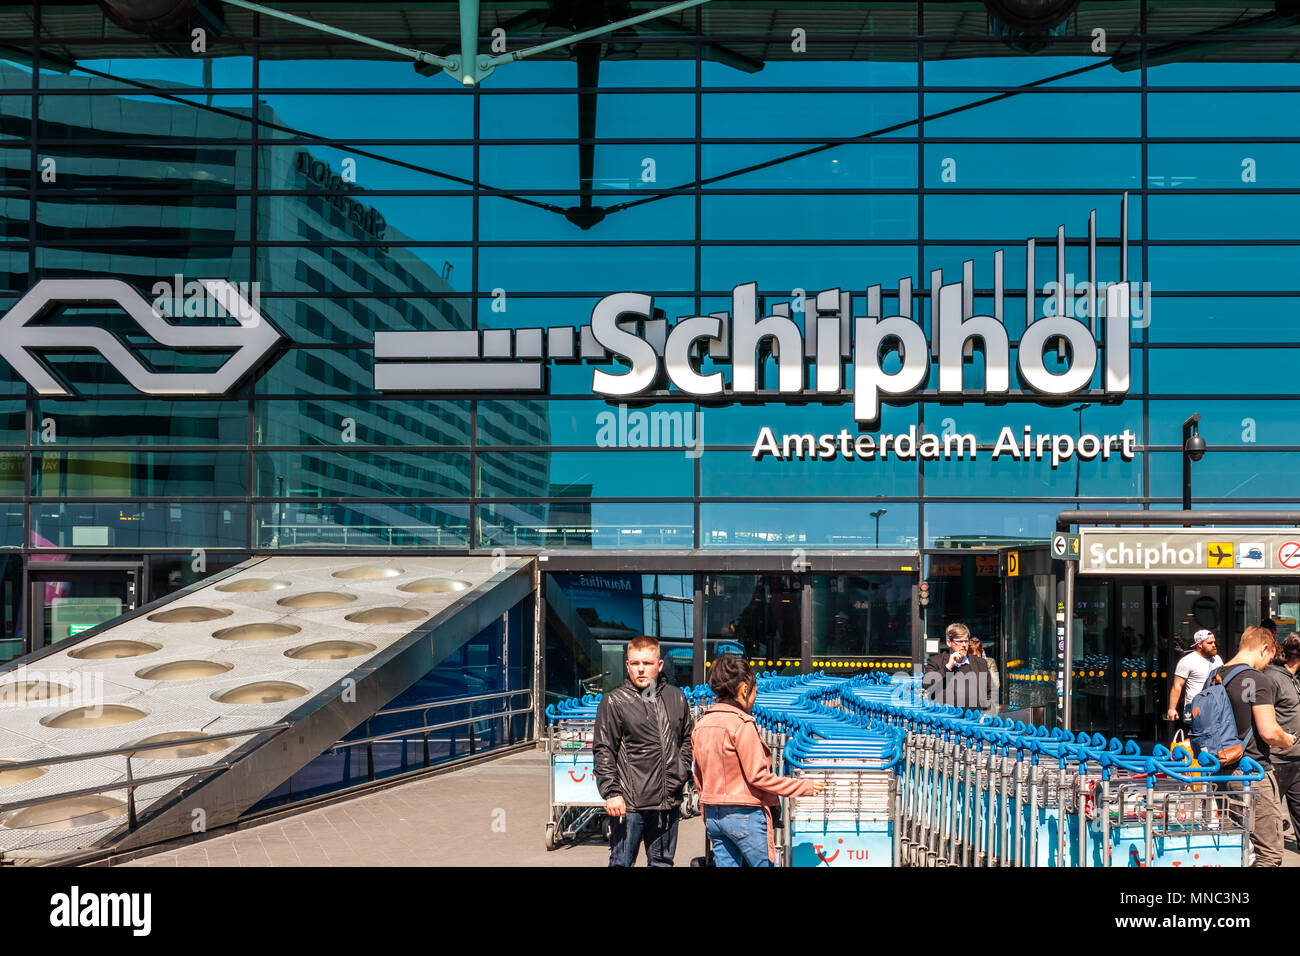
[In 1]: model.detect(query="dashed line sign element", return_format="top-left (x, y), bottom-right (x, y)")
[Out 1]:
top-left (1280, 542), bottom-right (1300, 570)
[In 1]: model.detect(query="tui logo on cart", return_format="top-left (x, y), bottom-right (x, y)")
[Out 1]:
top-left (813, 840), bottom-right (843, 864)
top-left (0, 279), bottom-right (282, 397)
top-left (375, 199), bottom-right (1137, 427)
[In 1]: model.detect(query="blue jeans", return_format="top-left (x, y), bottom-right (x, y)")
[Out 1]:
top-left (704, 805), bottom-right (772, 867)
top-left (608, 809), bottom-right (679, 867)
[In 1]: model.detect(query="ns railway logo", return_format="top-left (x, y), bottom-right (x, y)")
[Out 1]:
top-left (0, 200), bottom-right (1133, 420)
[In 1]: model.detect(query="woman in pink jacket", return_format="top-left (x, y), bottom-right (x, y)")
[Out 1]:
top-left (691, 656), bottom-right (824, 866)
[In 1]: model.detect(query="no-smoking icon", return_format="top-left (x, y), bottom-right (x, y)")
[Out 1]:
top-left (1279, 542), bottom-right (1300, 570)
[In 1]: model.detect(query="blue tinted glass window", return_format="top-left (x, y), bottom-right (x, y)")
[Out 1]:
top-left (255, 451), bottom-right (471, 498)
top-left (1149, 349), bottom-right (1300, 396)
top-left (32, 502), bottom-right (247, 549)
top-left (479, 502), bottom-right (692, 549)
top-left (255, 501), bottom-right (469, 548)
top-left (478, 450), bottom-right (693, 498)
top-left (701, 502), bottom-right (918, 549)
top-left (701, 450), bottom-right (916, 497)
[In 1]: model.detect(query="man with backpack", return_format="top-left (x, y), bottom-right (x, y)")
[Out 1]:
top-left (1192, 625), bottom-right (1298, 866)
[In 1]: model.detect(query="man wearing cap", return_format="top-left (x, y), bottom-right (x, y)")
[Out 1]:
top-left (1166, 629), bottom-right (1223, 731)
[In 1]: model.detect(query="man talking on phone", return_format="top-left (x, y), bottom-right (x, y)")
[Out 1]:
top-left (924, 621), bottom-right (995, 711)
top-left (593, 636), bottom-right (694, 867)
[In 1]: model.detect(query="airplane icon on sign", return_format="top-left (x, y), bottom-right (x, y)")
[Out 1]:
top-left (1208, 544), bottom-right (1234, 568)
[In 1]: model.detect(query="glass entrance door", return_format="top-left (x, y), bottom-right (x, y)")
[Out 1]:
top-left (28, 566), bottom-right (139, 652)
top-left (703, 574), bottom-right (802, 671)
top-left (1071, 579), bottom-right (1169, 745)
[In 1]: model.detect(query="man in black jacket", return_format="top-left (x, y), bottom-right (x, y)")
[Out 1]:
top-left (924, 621), bottom-right (996, 711)
top-left (593, 635), bottom-right (694, 867)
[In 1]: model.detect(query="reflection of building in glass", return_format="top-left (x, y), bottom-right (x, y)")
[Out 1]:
top-left (5, 61), bottom-right (554, 551)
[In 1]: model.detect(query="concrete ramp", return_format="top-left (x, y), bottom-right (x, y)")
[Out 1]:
top-left (0, 555), bottom-right (532, 861)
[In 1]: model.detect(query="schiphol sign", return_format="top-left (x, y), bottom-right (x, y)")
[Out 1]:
top-left (376, 198), bottom-right (1138, 466)
top-left (0, 199), bottom-right (1138, 474)
top-left (1080, 528), bottom-right (1300, 576)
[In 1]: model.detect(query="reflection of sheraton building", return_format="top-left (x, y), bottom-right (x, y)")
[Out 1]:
top-left (0, 59), bottom-right (550, 661)
top-left (6, 1), bottom-right (1300, 757)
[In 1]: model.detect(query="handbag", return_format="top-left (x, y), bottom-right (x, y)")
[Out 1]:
top-left (1170, 729), bottom-right (1207, 790)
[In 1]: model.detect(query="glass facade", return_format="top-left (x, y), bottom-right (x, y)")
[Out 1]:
top-left (3, 2), bottom-right (1300, 737)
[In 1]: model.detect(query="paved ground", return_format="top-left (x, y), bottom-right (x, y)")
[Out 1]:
top-left (119, 748), bottom-right (706, 867)
top-left (117, 746), bottom-right (1300, 867)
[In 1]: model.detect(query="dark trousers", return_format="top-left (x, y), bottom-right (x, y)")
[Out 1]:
top-left (1273, 760), bottom-right (1300, 837)
top-left (609, 808), bottom-right (679, 867)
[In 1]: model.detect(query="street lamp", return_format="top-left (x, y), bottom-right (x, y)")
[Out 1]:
top-left (870, 508), bottom-right (887, 549)
top-left (1182, 414), bottom-right (1206, 511)
top-left (1073, 402), bottom-right (1091, 508)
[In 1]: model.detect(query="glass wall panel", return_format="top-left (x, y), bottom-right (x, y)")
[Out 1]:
top-left (478, 450), bottom-right (693, 499)
top-left (702, 93), bottom-right (916, 138)
top-left (702, 502), bottom-right (918, 549)
top-left (925, 451), bottom-right (1141, 499)
top-left (480, 92), bottom-right (695, 140)
top-left (1148, 143), bottom-right (1300, 189)
top-left (256, 347), bottom-right (378, 395)
top-left (925, 501), bottom-right (1140, 548)
top-left (257, 399), bottom-right (470, 447)
top-left (30, 502), bottom-right (246, 549)
top-left (923, 48), bottom-right (1138, 88)
top-left (254, 451), bottom-right (471, 499)
top-left (50, 56), bottom-right (253, 88)
top-left (923, 93), bottom-right (1139, 137)
top-left (1147, 400), bottom-right (1300, 446)
top-left (33, 451), bottom-right (247, 497)
top-left (255, 93), bottom-right (473, 141)
top-left (479, 144), bottom-right (694, 191)
top-left (255, 501), bottom-right (469, 549)
top-left (1145, 296), bottom-right (1300, 344)
top-left (253, 299), bottom-right (473, 348)
top-left (702, 194), bottom-right (916, 241)
top-left (1149, 195), bottom-right (1300, 242)
top-left (0, 454), bottom-right (21, 496)
top-left (479, 399), bottom-right (697, 447)
top-left (479, 501), bottom-right (692, 549)
top-left (1148, 450), bottom-right (1300, 500)
top-left (1148, 93), bottom-right (1300, 138)
top-left (701, 244), bottom-right (915, 293)
top-left (702, 143), bottom-right (917, 189)
top-left (923, 144), bottom-right (1140, 189)
top-left (35, 400), bottom-right (246, 445)
top-left (700, 450), bottom-right (916, 498)
top-left (479, 245), bottom-right (694, 294)
top-left (701, 59), bottom-right (918, 88)
top-left (263, 245), bottom-right (472, 297)
top-left (1148, 348), bottom-right (1300, 395)
top-left (478, 195), bottom-right (694, 243)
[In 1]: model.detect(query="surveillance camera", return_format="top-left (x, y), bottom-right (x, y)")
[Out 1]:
top-left (1185, 434), bottom-right (1207, 462)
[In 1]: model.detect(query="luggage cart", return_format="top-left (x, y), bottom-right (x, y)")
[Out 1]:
top-left (545, 698), bottom-right (606, 850)
top-left (781, 723), bottom-right (901, 867)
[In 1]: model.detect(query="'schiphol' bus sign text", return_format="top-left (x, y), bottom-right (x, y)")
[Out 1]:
top-left (1080, 529), bottom-right (1300, 576)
